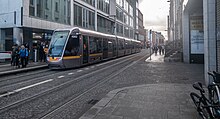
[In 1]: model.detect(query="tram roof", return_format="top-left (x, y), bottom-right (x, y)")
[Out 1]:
top-left (55, 27), bottom-right (115, 38)
top-left (54, 27), bottom-right (140, 43)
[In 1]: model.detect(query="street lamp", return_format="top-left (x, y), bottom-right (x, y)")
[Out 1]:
top-left (149, 29), bottom-right (152, 60)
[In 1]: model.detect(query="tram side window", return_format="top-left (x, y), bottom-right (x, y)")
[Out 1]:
top-left (103, 39), bottom-right (108, 51)
top-left (89, 36), bottom-right (97, 54)
top-left (95, 37), bottom-right (102, 53)
top-left (118, 39), bottom-right (124, 50)
top-left (64, 35), bottom-right (80, 56)
top-left (112, 39), bottom-right (116, 51)
top-left (108, 39), bottom-right (113, 52)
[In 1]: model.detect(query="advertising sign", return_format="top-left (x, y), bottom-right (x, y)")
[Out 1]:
top-left (190, 16), bottom-right (204, 54)
top-left (0, 51), bottom-right (11, 60)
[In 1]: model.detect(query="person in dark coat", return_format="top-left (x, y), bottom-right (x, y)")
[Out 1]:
top-left (11, 44), bottom-right (18, 66)
top-left (39, 42), bottom-right (45, 62)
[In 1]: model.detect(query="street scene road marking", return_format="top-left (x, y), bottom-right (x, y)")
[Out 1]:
top-left (91, 66), bottom-right (95, 68)
top-left (68, 73), bottom-right (74, 75)
top-left (77, 70), bottom-right (83, 72)
top-left (58, 76), bottom-right (65, 78)
top-left (84, 68), bottom-right (89, 70)
top-left (0, 79), bottom-right (53, 98)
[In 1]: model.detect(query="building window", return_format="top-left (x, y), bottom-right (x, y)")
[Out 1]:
top-left (97, 15), bottom-right (112, 34)
top-left (124, 27), bottom-right (129, 37)
top-left (36, 0), bottom-right (43, 17)
top-left (74, 4), bottom-right (82, 27)
top-left (129, 5), bottom-right (133, 17)
top-left (97, 0), bottom-right (109, 14)
top-left (29, 0), bottom-right (70, 25)
top-left (116, 7), bottom-right (123, 22)
top-left (116, 23), bottom-right (123, 36)
top-left (82, 0), bottom-right (95, 7)
top-left (124, 0), bottom-right (128, 12)
top-left (89, 11), bottom-right (95, 30)
top-left (130, 17), bottom-right (133, 27)
top-left (55, 2), bottom-right (59, 12)
top-left (83, 9), bottom-right (88, 28)
top-left (45, 0), bottom-right (49, 9)
top-left (30, 0), bottom-right (34, 5)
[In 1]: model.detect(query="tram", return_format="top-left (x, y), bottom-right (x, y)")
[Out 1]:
top-left (47, 27), bottom-right (141, 69)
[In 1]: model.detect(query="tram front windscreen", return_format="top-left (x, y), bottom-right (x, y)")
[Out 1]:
top-left (48, 31), bottom-right (70, 57)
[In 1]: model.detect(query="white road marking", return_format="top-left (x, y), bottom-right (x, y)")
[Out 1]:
top-left (77, 70), bottom-right (83, 72)
top-left (58, 76), bottom-right (65, 78)
top-left (68, 73), bottom-right (74, 75)
top-left (0, 79), bottom-right (53, 98)
top-left (84, 68), bottom-right (89, 70)
top-left (91, 66), bottom-right (95, 68)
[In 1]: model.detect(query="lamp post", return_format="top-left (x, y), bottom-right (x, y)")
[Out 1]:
top-left (149, 29), bottom-right (152, 60)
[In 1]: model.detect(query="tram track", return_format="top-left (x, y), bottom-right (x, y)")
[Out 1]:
top-left (0, 52), bottom-right (143, 117)
top-left (0, 53), bottom-right (136, 93)
top-left (39, 53), bottom-right (149, 119)
top-left (0, 69), bottom-right (58, 89)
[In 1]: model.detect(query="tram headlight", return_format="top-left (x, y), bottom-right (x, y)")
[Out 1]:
top-left (48, 57), bottom-right (61, 62)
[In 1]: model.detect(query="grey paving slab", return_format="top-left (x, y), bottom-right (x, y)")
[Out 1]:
top-left (79, 54), bottom-right (203, 119)
top-left (80, 84), bottom-right (200, 119)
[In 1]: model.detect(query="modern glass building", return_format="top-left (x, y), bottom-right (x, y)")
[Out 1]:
top-left (0, 0), bottom-right (139, 59)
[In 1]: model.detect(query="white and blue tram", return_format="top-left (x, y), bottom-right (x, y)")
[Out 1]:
top-left (47, 27), bottom-right (141, 69)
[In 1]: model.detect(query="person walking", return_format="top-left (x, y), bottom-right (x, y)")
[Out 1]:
top-left (158, 45), bottom-right (162, 55)
top-left (11, 44), bottom-right (18, 66)
top-left (153, 45), bottom-right (158, 56)
top-left (15, 45), bottom-right (20, 68)
top-left (19, 45), bottom-right (27, 68)
top-left (162, 45), bottom-right (165, 55)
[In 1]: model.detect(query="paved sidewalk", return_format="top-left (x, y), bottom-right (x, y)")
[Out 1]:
top-left (80, 54), bottom-right (202, 119)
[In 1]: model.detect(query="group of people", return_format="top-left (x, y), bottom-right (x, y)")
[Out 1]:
top-left (11, 43), bottom-right (29, 68)
top-left (152, 45), bottom-right (165, 56)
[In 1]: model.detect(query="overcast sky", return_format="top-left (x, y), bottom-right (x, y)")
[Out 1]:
top-left (139, 0), bottom-right (169, 39)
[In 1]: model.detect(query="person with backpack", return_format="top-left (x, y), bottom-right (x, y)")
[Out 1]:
top-left (19, 45), bottom-right (27, 68)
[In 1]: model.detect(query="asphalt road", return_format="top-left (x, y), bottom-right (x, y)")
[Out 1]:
top-left (0, 49), bottom-right (151, 119)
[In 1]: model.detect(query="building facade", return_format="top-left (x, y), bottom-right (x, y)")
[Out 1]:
top-left (137, 9), bottom-right (146, 48)
top-left (169, 0), bottom-right (219, 85)
top-left (0, 0), bottom-right (139, 59)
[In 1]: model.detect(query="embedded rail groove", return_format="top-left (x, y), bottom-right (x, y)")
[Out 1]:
top-left (0, 53), bottom-right (143, 115)
top-left (39, 53), bottom-right (149, 119)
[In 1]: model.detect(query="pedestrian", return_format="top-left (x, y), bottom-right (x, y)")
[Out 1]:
top-left (39, 42), bottom-right (45, 62)
top-left (43, 41), bottom-right (49, 62)
top-left (153, 45), bottom-right (158, 56)
top-left (19, 45), bottom-right (27, 68)
top-left (162, 45), bottom-right (165, 55)
top-left (25, 47), bottom-right (29, 66)
top-left (11, 44), bottom-right (18, 66)
top-left (24, 43), bottom-right (29, 65)
top-left (158, 45), bottom-right (162, 55)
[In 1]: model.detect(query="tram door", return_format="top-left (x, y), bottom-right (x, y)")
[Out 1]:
top-left (83, 35), bottom-right (89, 64)
top-left (112, 39), bottom-right (117, 57)
top-left (103, 39), bottom-right (108, 59)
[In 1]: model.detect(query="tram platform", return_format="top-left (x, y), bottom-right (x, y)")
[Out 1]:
top-left (0, 61), bottom-right (48, 77)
